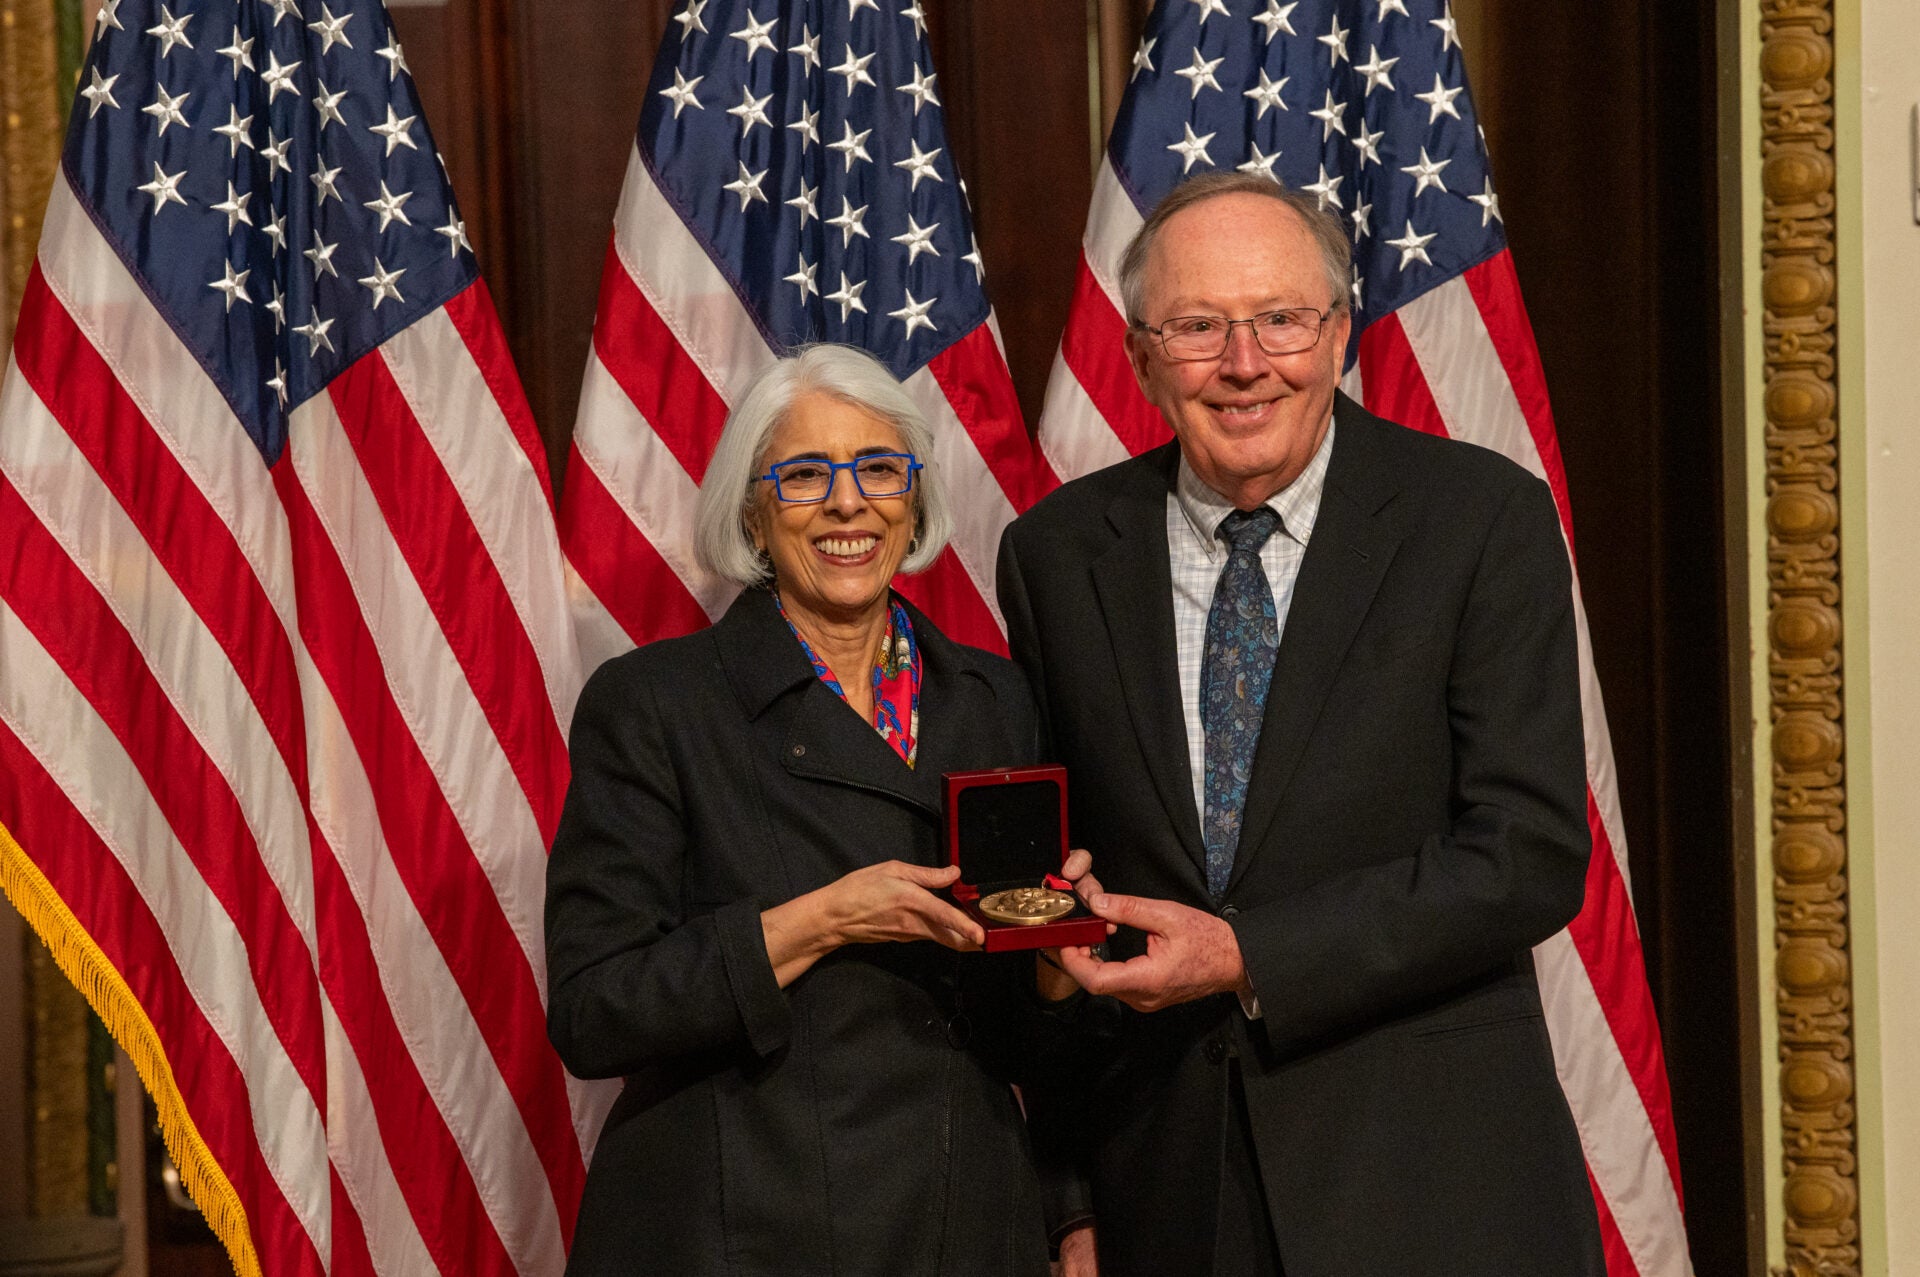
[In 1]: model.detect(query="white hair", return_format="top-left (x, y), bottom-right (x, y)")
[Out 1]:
top-left (692, 344), bottom-right (953, 587)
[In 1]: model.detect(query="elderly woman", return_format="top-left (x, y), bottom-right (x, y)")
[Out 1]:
top-left (545, 345), bottom-right (1056, 1275)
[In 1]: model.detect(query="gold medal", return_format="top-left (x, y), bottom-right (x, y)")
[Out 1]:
top-left (978, 886), bottom-right (1077, 926)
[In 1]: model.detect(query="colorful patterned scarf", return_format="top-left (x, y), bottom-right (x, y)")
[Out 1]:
top-left (775, 591), bottom-right (922, 767)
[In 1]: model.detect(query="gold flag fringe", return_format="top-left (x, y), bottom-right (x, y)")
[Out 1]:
top-left (1, 815), bottom-right (264, 1277)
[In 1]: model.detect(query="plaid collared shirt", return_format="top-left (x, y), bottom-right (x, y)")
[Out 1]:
top-left (1166, 419), bottom-right (1333, 1020)
top-left (1166, 419), bottom-right (1336, 830)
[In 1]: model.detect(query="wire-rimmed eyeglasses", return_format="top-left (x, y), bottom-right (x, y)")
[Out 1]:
top-left (756, 453), bottom-right (922, 504)
top-left (1134, 307), bottom-right (1335, 361)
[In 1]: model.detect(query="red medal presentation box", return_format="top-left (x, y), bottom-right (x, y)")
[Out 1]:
top-left (942, 764), bottom-right (1107, 953)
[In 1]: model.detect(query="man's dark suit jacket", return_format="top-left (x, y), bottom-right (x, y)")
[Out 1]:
top-left (997, 394), bottom-right (1605, 1277)
top-left (545, 588), bottom-right (1051, 1276)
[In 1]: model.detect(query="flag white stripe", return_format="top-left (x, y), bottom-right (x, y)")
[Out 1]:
top-left (901, 368), bottom-right (1016, 628)
top-left (612, 148), bottom-right (777, 404)
top-left (300, 673), bottom-right (566, 1275)
top-left (0, 371), bottom-right (319, 963)
top-left (0, 599), bottom-right (332, 1263)
top-left (378, 318), bottom-right (585, 739)
top-left (563, 553), bottom-right (636, 686)
top-left (1397, 279), bottom-right (1549, 485)
top-left (1572, 581), bottom-right (1633, 885)
top-left (1083, 163), bottom-right (1145, 305)
top-left (1036, 356), bottom-right (1130, 486)
top-left (321, 996), bottom-right (437, 1277)
top-left (570, 352), bottom-right (738, 622)
top-left (1339, 361), bottom-right (1366, 404)
top-left (286, 397), bottom-right (549, 985)
top-left (35, 179), bottom-right (303, 646)
top-left (1536, 931), bottom-right (1690, 1276)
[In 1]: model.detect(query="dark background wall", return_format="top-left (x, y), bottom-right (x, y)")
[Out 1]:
top-left (390, 0), bottom-right (1755, 1270)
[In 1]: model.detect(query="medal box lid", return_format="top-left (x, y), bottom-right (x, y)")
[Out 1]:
top-left (941, 764), bottom-right (1070, 897)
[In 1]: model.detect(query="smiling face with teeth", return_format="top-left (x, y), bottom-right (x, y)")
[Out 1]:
top-left (1125, 191), bottom-right (1351, 510)
top-left (750, 390), bottom-right (918, 635)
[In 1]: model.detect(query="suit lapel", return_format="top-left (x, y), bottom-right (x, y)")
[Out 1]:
top-left (1090, 446), bottom-right (1210, 885)
top-left (1230, 403), bottom-right (1405, 889)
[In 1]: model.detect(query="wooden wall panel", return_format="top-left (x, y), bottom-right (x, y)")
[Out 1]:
top-left (505, 1), bottom-right (673, 477)
top-left (923, 0), bottom-right (1093, 425)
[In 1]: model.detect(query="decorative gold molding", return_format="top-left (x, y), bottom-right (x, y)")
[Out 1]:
top-left (1759, 2), bottom-right (1859, 1274)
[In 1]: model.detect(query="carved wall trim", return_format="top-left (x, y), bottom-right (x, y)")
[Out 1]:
top-left (1758, 1), bottom-right (1859, 1273)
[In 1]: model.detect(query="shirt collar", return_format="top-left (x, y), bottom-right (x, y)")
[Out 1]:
top-left (1172, 416), bottom-right (1337, 561)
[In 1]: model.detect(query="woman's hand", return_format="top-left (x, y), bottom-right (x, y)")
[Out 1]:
top-left (763, 861), bottom-right (985, 987)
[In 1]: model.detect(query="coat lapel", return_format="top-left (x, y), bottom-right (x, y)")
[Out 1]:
top-left (1090, 446), bottom-right (1210, 885)
top-left (1230, 402), bottom-right (1405, 889)
top-left (715, 588), bottom-right (1002, 819)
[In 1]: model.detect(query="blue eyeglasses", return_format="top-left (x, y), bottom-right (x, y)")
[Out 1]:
top-left (757, 453), bottom-right (922, 504)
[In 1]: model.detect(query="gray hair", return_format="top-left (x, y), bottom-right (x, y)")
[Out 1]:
top-left (692, 344), bottom-right (952, 587)
top-left (1117, 172), bottom-right (1353, 324)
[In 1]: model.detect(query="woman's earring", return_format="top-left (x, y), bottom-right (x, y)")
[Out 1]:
top-left (907, 533), bottom-right (922, 558)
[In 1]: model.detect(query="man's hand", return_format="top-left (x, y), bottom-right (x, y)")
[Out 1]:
top-left (1056, 889), bottom-right (1248, 1013)
top-left (1052, 1223), bottom-right (1098, 1277)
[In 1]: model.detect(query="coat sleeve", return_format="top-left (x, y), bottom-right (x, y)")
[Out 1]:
top-left (544, 659), bottom-right (792, 1080)
top-left (996, 520), bottom-right (1111, 1243)
top-left (1230, 473), bottom-right (1592, 1052)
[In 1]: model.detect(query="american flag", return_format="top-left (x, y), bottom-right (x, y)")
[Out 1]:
top-left (0, 1), bottom-right (612, 1273)
top-left (1039, 2), bottom-right (1692, 1274)
top-left (562, 0), bottom-right (1050, 670)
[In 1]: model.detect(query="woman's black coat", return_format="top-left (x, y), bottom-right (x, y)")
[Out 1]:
top-left (546, 587), bottom-right (1051, 1276)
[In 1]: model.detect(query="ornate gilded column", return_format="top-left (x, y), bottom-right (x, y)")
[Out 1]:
top-left (1758, 1), bottom-right (1860, 1273)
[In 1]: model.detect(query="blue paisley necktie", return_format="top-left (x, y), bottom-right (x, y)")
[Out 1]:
top-left (1201, 507), bottom-right (1283, 897)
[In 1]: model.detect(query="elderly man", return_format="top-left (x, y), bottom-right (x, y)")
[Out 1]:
top-left (1000, 172), bottom-right (1604, 1275)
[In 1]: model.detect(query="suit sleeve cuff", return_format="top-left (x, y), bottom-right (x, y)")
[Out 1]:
top-left (1226, 911), bottom-right (1263, 1019)
top-left (714, 897), bottom-right (792, 1059)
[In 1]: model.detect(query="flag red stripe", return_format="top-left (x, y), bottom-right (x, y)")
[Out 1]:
top-left (11, 267), bottom-right (312, 812)
top-left (442, 281), bottom-right (559, 511)
top-left (559, 444), bottom-right (711, 647)
top-left (1354, 315), bottom-right (1451, 440)
top-left (1461, 254), bottom-right (1576, 545)
top-left (273, 465), bottom-right (586, 1234)
top-left (1057, 258), bottom-right (1171, 456)
top-left (1570, 799), bottom-right (1685, 1195)
top-left (326, 1165), bottom-right (376, 1277)
top-left (0, 474), bottom-right (329, 1106)
top-left (891, 548), bottom-right (1007, 656)
top-left (591, 236), bottom-right (730, 484)
top-left (926, 326), bottom-right (1057, 505)
top-left (0, 721), bottom-right (326, 1277)
top-left (326, 353), bottom-right (570, 843)
top-left (307, 833), bottom-right (520, 1275)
